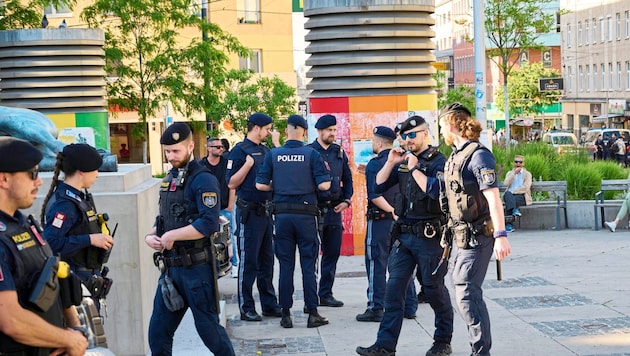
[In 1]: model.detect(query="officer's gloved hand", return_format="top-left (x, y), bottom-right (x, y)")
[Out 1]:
top-left (159, 274), bottom-right (184, 311)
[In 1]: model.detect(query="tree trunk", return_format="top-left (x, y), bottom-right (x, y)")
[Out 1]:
top-left (503, 79), bottom-right (510, 146)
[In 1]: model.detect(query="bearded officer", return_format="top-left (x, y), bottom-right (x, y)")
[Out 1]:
top-left (0, 137), bottom-right (88, 356)
top-left (144, 123), bottom-right (234, 355)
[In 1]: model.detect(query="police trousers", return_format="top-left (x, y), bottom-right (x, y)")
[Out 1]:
top-left (319, 208), bottom-right (343, 299)
top-left (451, 232), bottom-right (494, 356)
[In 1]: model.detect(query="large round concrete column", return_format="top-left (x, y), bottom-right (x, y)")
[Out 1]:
top-left (303, 0), bottom-right (437, 256)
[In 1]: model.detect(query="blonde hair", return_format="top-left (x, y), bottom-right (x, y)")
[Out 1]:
top-left (439, 103), bottom-right (482, 140)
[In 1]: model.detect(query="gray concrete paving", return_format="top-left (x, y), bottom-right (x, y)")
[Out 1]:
top-left (171, 228), bottom-right (630, 355)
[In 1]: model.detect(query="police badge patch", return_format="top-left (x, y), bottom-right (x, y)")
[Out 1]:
top-left (202, 192), bottom-right (218, 208)
top-left (481, 169), bottom-right (496, 185)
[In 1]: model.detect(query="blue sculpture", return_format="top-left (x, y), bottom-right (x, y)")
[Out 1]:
top-left (0, 106), bottom-right (117, 172)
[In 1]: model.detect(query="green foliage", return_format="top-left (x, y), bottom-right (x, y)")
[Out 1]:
top-left (0, 0), bottom-right (74, 30)
top-left (589, 161), bottom-right (629, 199)
top-left (494, 62), bottom-right (562, 118)
top-left (433, 72), bottom-right (475, 117)
top-left (563, 164), bottom-right (602, 200)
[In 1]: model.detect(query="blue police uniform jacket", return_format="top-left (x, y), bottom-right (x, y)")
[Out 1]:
top-left (375, 146), bottom-right (445, 223)
top-left (366, 149), bottom-right (398, 210)
top-left (44, 182), bottom-right (103, 269)
top-left (158, 159), bottom-right (221, 250)
top-left (226, 138), bottom-right (272, 203)
top-left (0, 210), bottom-right (64, 354)
top-left (308, 140), bottom-right (353, 206)
top-left (256, 140), bottom-right (331, 204)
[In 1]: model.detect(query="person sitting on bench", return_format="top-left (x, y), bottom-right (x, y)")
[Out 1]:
top-left (503, 155), bottom-right (532, 232)
top-left (604, 193), bottom-right (630, 232)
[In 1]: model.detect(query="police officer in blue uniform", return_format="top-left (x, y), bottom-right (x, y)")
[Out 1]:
top-left (145, 123), bottom-right (234, 355)
top-left (0, 137), bottom-right (88, 356)
top-left (356, 126), bottom-right (417, 323)
top-left (41, 144), bottom-right (113, 311)
top-left (357, 116), bottom-right (454, 356)
top-left (439, 103), bottom-right (511, 356)
top-left (256, 114), bottom-right (332, 329)
top-left (309, 114), bottom-right (353, 307)
top-left (226, 113), bottom-right (281, 321)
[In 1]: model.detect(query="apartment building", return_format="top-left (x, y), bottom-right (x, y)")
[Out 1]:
top-left (560, 0), bottom-right (630, 134)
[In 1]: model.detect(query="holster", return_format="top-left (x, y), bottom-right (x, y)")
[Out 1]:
top-left (366, 208), bottom-right (393, 221)
top-left (85, 275), bottom-right (112, 299)
top-left (59, 272), bottom-right (83, 308)
top-left (28, 256), bottom-right (60, 312)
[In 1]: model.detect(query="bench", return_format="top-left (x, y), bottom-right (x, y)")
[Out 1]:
top-left (499, 180), bottom-right (569, 230)
top-left (593, 177), bottom-right (630, 230)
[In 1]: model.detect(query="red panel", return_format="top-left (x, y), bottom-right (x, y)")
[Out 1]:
top-left (309, 97), bottom-right (349, 114)
top-left (340, 208), bottom-right (354, 255)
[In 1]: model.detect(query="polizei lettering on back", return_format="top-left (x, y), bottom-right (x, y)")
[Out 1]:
top-left (277, 154), bottom-right (305, 162)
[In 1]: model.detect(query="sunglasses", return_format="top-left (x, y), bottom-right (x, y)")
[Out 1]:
top-left (27, 167), bottom-right (39, 180)
top-left (209, 145), bottom-right (224, 149)
top-left (514, 160), bottom-right (523, 164)
top-left (401, 129), bottom-right (426, 140)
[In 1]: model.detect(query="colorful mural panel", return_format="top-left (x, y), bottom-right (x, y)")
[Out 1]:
top-left (47, 111), bottom-right (110, 150)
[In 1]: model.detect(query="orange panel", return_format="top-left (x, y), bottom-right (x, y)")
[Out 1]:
top-left (348, 95), bottom-right (407, 113)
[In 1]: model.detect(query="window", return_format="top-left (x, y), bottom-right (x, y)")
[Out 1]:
top-left (239, 49), bottom-right (261, 72)
top-left (607, 16), bottom-right (612, 41)
top-left (626, 61), bottom-right (630, 90)
top-left (578, 22), bottom-right (582, 45)
top-left (578, 65), bottom-right (583, 91)
top-left (585, 20), bottom-right (590, 44)
top-left (616, 13), bottom-right (621, 39)
top-left (44, 1), bottom-right (71, 15)
top-left (237, 0), bottom-right (260, 24)
top-left (609, 62), bottom-right (613, 90)
top-left (617, 62), bottom-right (622, 90)
top-left (593, 65), bottom-right (598, 90)
top-left (601, 64), bottom-right (606, 90)
top-left (600, 17), bottom-right (605, 42)
top-left (592, 18), bottom-right (597, 42)
top-left (566, 23), bottom-right (572, 47)
top-left (586, 65), bottom-right (590, 91)
top-left (556, 12), bottom-right (561, 32)
top-left (567, 66), bottom-right (573, 92)
top-left (625, 11), bottom-right (629, 38)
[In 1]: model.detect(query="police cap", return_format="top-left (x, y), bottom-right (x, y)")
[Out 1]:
top-left (287, 114), bottom-right (308, 129)
top-left (394, 122), bottom-right (403, 134)
top-left (400, 116), bottom-right (427, 133)
top-left (315, 114), bottom-right (337, 129)
top-left (0, 137), bottom-right (43, 172)
top-left (160, 122), bottom-right (192, 145)
top-left (62, 143), bottom-right (103, 172)
top-left (248, 112), bottom-right (273, 127)
top-left (373, 126), bottom-right (396, 139)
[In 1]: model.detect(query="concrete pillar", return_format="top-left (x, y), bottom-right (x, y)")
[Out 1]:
top-left (304, 0), bottom-right (436, 255)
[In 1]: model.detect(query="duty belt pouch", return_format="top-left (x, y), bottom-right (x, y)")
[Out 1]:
top-left (239, 206), bottom-right (251, 224)
top-left (29, 256), bottom-right (60, 312)
top-left (452, 224), bottom-right (471, 249)
top-left (159, 274), bottom-right (184, 312)
top-left (393, 193), bottom-right (405, 218)
top-left (59, 272), bottom-right (83, 308)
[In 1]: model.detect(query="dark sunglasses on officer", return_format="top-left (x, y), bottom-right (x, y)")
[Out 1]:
top-left (26, 167), bottom-right (39, 180)
top-left (401, 128), bottom-right (427, 140)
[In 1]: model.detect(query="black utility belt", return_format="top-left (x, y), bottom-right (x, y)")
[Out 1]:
top-left (318, 200), bottom-right (343, 209)
top-left (161, 248), bottom-right (213, 268)
top-left (236, 199), bottom-right (269, 216)
top-left (274, 202), bottom-right (319, 216)
top-left (395, 219), bottom-right (441, 239)
top-left (450, 218), bottom-right (493, 249)
top-left (366, 208), bottom-right (393, 221)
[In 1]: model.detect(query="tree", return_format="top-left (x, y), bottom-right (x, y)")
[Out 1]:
top-left (433, 72), bottom-right (475, 116)
top-left (81, 0), bottom-right (249, 163)
top-left (494, 62), bottom-right (561, 118)
top-left (0, 0), bottom-right (73, 30)
top-left (485, 0), bottom-right (556, 143)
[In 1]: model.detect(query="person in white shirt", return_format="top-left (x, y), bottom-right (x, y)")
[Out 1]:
top-left (502, 155), bottom-right (532, 232)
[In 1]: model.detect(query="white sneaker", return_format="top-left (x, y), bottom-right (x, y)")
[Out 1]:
top-left (230, 266), bottom-right (238, 278)
top-left (604, 221), bottom-right (616, 233)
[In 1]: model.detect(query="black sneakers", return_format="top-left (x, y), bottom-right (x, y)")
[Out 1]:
top-left (425, 342), bottom-right (452, 356)
top-left (356, 309), bottom-right (384, 322)
top-left (356, 344), bottom-right (395, 356)
top-left (307, 310), bottom-right (329, 328)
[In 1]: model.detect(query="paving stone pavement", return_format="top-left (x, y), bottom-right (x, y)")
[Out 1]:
top-left (170, 228), bottom-right (630, 355)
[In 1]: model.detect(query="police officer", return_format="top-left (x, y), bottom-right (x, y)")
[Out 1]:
top-left (144, 123), bottom-right (234, 355)
top-left (0, 137), bottom-right (88, 355)
top-left (41, 143), bottom-right (113, 311)
top-left (256, 114), bottom-right (331, 328)
top-left (439, 103), bottom-right (511, 356)
top-left (226, 113), bottom-right (281, 321)
top-left (357, 116), bottom-right (454, 356)
top-left (309, 114), bottom-right (353, 307)
top-left (356, 126), bottom-right (417, 323)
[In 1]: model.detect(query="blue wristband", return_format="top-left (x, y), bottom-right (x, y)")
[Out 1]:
top-left (493, 230), bottom-right (508, 238)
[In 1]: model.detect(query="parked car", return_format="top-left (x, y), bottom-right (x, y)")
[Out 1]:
top-left (582, 129), bottom-right (630, 158)
top-left (541, 132), bottom-right (579, 154)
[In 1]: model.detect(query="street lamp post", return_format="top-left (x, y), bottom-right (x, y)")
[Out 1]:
top-left (201, 0), bottom-right (213, 132)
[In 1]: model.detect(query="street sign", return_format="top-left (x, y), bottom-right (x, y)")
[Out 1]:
top-left (539, 78), bottom-right (563, 91)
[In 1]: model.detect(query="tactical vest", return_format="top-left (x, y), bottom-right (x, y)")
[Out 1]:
top-left (311, 142), bottom-right (343, 202)
top-left (0, 215), bottom-right (64, 354)
top-left (271, 146), bottom-right (316, 196)
top-left (159, 165), bottom-right (208, 250)
top-left (445, 142), bottom-right (490, 223)
top-left (397, 147), bottom-right (443, 220)
top-left (232, 140), bottom-right (272, 203)
top-left (64, 190), bottom-right (103, 269)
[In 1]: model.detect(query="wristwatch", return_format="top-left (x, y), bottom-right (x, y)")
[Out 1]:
top-left (343, 199), bottom-right (352, 207)
top-left (409, 166), bottom-right (420, 175)
top-left (71, 325), bottom-right (89, 340)
top-left (493, 230), bottom-right (508, 238)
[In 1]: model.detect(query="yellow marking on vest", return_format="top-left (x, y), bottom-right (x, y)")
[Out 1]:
top-left (11, 232), bottom-right (31, 243)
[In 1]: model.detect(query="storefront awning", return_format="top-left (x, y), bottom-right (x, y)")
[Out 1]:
top-left (592, 113), bottom-right (622, 123)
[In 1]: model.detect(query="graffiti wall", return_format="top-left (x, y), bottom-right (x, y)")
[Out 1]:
top-left (47, 111), bottom-right (110, 150)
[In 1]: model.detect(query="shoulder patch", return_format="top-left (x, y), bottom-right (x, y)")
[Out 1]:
top-left (0, 221), bottom-right (5, 232)
top-left (202, 192), bottom-right (218, 208)
top-left (227, 160), bottom-right (233, 170)
top-left (480, 169), bottom-right (496, 185)
top-left (52, 212), bottom-right (66, 228)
